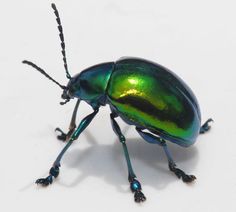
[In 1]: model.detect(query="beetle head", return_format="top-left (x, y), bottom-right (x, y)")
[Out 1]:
top-left (60, 76), bottom-right (81, 105)
top-left (60, 79), bottom-right (78, 105)
top-left (60, 88), bottom-right (71, 105)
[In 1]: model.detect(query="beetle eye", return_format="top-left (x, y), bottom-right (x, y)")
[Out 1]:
top-left (67, 89), bottom-right (75, 99)
top-left (68, 92), bottom-right (72, 98)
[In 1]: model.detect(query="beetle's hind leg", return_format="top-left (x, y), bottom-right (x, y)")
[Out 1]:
top-left (110, 113), bottom-right (146, 203)
top-left (200, 118), bottom-right (213, 134)
top-left (136, 128), bottom-right (196, 183)
top-left (55, 100), bottom-right (80, 141)
top-left (163, 145), bottom-right (196, 183)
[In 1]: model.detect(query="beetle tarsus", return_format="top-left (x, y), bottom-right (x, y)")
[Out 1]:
top-left (169, 162), bottom-right (196, 183)
top-left (36, 166), bottom-right (60, 186)
top-left (55, 127), bottom-right (75, 141)
top-left (200, 118), bottom-right (213, 134)
top-left (181, 173), bottom-right (196, 183)
top-left (36, 175), bottom-right (53, 186)
top-left (134, 191), bottom-right (146, 202)
top-left (129, 177), bottom-right (146, 203)
top-left (55, 127), bottom-right (67, 141)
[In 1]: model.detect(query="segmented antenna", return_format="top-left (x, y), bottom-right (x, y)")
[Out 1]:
top-left (22, 60), bottom-right (66, 89)
top-left (51, 3), bottom-right (72, 79)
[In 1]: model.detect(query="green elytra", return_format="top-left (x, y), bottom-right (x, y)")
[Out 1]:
top-left (23, 3), bottom-right (212, 203)
top-left (107, 58), bottom-right (201, 146)
top-left (69, 57), bottom-right (200, 147)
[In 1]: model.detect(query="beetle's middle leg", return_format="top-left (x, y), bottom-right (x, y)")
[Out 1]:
top-left (55, 99), bottom-right (80, 141)
top-left (110, 113), bottom-right (146, 203)
top-left (136, 128), bottom-right (196, 183)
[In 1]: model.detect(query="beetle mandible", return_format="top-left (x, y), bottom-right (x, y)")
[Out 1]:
top-left (23, 3), bottom-right (213, 203)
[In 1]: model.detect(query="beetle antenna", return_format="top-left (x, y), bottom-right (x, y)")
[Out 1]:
top-left (51, 3), bottom-right (72, 80)
top-left (22, 60), bottom-right (66, 90)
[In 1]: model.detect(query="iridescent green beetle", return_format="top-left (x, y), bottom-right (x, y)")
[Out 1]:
top-left (23, 3), bottom-right (213, 203)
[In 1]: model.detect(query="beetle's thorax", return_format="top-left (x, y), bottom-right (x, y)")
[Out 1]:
top-left (68, 62), bottom-right (114, 107)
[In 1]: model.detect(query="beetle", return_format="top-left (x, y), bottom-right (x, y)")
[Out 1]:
top-left (23, 3), bottom-right (213, 203)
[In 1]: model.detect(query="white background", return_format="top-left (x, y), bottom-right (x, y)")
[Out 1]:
top-left (0, 0), bottom-right (235, 211)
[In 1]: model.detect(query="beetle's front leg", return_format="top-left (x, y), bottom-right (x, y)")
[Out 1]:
top-left (36, 108), bottom-right (99, 186)
top-left (35, 166), bottom-right (59, 186)
top-left (55, 99), bottom-right (80, 141)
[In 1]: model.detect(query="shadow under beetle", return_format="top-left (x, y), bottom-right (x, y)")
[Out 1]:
top-left (23, 3), bottom-right (213, 203)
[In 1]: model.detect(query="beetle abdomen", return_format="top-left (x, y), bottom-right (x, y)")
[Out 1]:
top-left (107, 57), bottom-right (201, 147)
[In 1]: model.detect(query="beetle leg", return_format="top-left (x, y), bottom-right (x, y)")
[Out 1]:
top-left (110, 113), bottom-right (146, 203)
top-left (55, 99), bottom-right (80, 141)
top-left (162, 145), bottom-right (196, 183)
top-left (200, 118), bottom-right (213, 134)
top-left (36, 108), bottom-right (99, 186)
top-left (135, 127), bottom-right (166, 146)
top-left (136, 128), bottom-right (196, 183)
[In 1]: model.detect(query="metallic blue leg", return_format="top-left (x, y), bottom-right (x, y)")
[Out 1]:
top-left (200, 118), bottom-right (213, 134)
top-left (136, 127), bottom-right (166, 145)
top-left (136, 128), bottom-right (196, 183)
top-left (163, 145), bottom-right (196, 182)
top-left (110, 113), bottom-right (146, 203)
top-left (55, 99), bottom-right (80, 141)
top-left (36, 108), bottom-right (99, 186)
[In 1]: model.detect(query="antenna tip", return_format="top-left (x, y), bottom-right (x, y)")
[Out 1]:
top-left (22, 60), bottom-right (32, 65)
top-left (51, 3), bottom-right (56, 9)
top-left (22, 60), bottom-right (29, 64)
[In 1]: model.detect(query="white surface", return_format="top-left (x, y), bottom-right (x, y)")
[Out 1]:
top-left (0, 0), bottom-right (235, 211)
